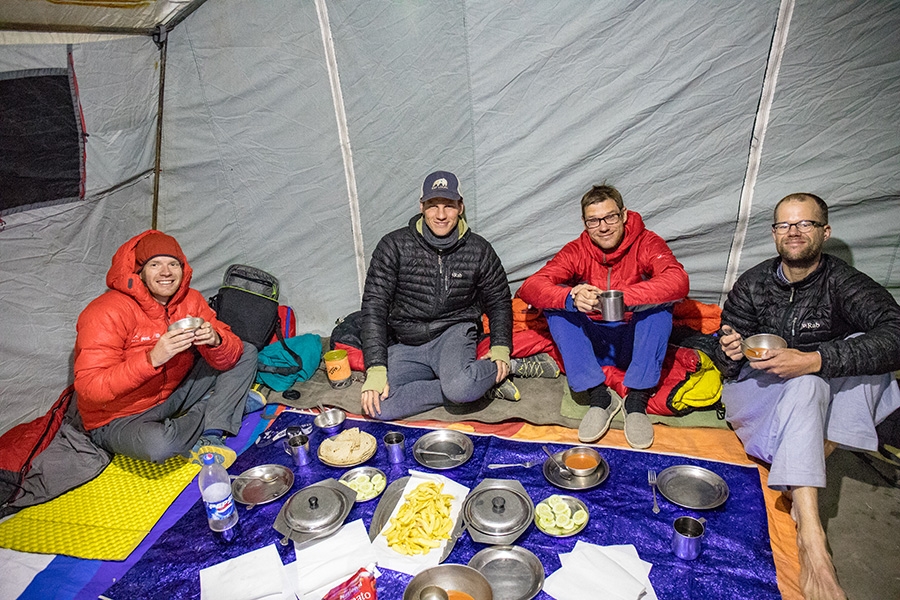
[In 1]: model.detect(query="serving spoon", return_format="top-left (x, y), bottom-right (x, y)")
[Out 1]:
top-left (542, 445), bottom-right (573, 480)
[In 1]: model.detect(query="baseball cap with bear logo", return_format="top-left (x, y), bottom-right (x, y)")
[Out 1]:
top-left (420, 170), bottom-right (463, 203)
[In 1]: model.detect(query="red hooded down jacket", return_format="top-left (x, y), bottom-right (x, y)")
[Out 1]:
top-left (74, 230), bottom-right (244, 430)
top-left (517, 211), bottom-right (689, 319)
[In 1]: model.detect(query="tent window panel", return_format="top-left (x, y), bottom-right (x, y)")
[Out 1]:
top-left (0, 68), bottom-right (84, 216)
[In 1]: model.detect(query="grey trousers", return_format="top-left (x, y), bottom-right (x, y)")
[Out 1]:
top-left (372, 322), bottom-right (499, 421)
top-left (89, 342), bottom-right (258, 463)
top-left (724, 363), bottom-right (900, 490)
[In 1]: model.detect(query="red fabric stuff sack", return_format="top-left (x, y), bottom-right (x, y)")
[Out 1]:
top-left (269, 305), bottom-right (296, 345)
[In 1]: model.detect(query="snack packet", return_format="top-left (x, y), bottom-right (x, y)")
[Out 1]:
top-left (322, 565), bottom-right (379, 600)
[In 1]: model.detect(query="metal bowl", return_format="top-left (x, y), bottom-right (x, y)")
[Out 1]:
top-left (167, 316), bottom-right (203, 332)
top-left (741, 333), bottom-right (787, 361)
top-left (403, 564), bottom-right (493, 600)
top-left (559, 446), bottom-right (603, 477)
top-left (314, 408), bottom-right (346, 436)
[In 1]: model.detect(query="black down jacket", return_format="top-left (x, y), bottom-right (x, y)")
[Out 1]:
top-left (717, 254), bottom-right (900, 379)
top-left (361, 215), bottom-right (512, 369)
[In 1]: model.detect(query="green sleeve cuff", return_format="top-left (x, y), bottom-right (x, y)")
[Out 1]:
top-left (361, 365), bottom-right (387, 394)
top-left (489, 346), bottom-right (511, 367)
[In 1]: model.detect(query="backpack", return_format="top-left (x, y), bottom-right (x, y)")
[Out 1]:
top-left (209, 264), bottom-right (305, 378)
top-left (209, 264), bottom-right (281, 350)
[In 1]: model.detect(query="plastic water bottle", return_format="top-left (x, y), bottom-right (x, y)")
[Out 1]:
top-left (198, 453), bottom-right (238, 537)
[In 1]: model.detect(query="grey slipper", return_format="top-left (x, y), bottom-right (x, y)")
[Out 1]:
top-left (624, 411), bottom-right (655, 449)
top-left (578, 396), bottom-right (623, 443)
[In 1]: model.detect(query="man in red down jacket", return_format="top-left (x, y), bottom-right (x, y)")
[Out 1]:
top-left (518, 184), bottom-right (689, 449)
top-left (74, 230), bottom-right (257, 467)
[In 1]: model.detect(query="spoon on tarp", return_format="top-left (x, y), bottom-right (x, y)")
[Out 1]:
top-left (542, 445), bottom-right (573, 480)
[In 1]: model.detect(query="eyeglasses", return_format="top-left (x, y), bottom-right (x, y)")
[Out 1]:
top-left (584, 212), bottom-right (622, 229)
top-left (771, 220), bottom-right (825, 234)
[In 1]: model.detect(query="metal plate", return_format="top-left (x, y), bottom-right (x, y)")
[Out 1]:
top-left (541, 450), bottom-right (609, 490)
top-left (412, 430), bottom-right (474, 470)
top-left (534, 494), bottom-right (589, 538)
top-left (368, 476), bottom-right (463, 563)
top-left (231, 464), bottom-right (293, 507)
top-left (339, 466), bottom-right (387, 503)
top-left (656, 465), bottom-right (729, 510)
top-left (468, 545), bottom-right (544, 600)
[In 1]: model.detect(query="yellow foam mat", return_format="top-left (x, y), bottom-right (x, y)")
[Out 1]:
top-left (0, 454), bottom-right (199, 561)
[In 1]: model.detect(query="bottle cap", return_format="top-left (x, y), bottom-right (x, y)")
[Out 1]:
top-left (202, 453), bottom-right (215, 465)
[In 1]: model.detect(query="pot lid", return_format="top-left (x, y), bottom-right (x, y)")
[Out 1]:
top-left (464, 484), bottom-right (533, 536)
top-left (284, 484), bottom-right (350, 533)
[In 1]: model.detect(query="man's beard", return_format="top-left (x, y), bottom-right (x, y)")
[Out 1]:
top-left (778, 237), bottom-right (822, 270)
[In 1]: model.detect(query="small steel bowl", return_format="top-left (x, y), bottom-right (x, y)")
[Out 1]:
top-left (741, 333), bottom-right (787, 361)
top-left (314, 408), bottom-right (346, 436)
top-left (168, 316), bottom-right (203, 332)
top-left (559, 446), bottom-right (603, 477)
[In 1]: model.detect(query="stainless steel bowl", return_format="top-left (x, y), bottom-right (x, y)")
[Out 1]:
top-left (314, 408), bottom-right (346, 436)
top-left (168, 316), bottom-right (203, 332)
top-left (403, 564), bottom-right (493, 600)
top-left (741, 333), bottom-right (787, 361)
top-left (559, 446), bottom-right (603, 477)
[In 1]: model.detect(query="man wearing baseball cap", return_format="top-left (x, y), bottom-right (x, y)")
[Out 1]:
top-left (74, 230), bottom-right (257, 467)
top-left (359, 170), bottom-right (514, 420)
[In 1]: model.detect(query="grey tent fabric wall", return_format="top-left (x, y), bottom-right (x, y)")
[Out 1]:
top-left (1, 0), bottom-right (899, 437)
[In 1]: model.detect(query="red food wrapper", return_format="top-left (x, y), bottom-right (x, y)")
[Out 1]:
top-left (322, 566), bottom-right (378, 600)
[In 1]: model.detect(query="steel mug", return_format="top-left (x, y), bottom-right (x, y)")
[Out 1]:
top-left (599, 290), bottom-right (625, 321)
top-left (284, 433), bottom-right (311, 466)
top-left (672, 516), bottom-right (706, 560)
top-left (384, 431), bottom-right (405, 463)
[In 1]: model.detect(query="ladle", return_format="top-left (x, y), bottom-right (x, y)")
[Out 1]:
top-left (542, 445), bottom-right (573, 480)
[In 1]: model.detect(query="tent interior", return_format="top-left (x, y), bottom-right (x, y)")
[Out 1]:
top-left (2, 0), bottom-right (899, 436)
top-left (2, 0), bottom-right (900, 598)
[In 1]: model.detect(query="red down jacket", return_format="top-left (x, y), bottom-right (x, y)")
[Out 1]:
top-left (74, 230), bottom-right (243, 431)
top-left (517, 211), bottom-right (689, 318)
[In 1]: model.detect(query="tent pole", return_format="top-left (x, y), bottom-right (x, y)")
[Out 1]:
top-left (151, 25), bottom-right (168, 230)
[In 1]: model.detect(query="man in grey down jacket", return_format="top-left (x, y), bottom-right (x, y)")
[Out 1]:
top-left (717, 193), bottom-right (900, 600)
top-left (359, 170), bottom-right (513, 421)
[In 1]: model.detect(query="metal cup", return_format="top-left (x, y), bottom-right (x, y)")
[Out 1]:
top-left (284, 433), bottom-right (310, 466)
top-left (672, 516), bottom-right (706, 560)
top-left (599, 290), bottom-right (625, 321)
top-left (384, 431), bottom-right (405, 464)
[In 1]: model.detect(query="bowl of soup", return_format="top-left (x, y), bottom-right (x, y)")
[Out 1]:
top-left (741, 333), bottom-right (787, 361)
top-left (560, 445), bottom-right (603, 477)
top-left (402, 564), bottom-right (493, 600)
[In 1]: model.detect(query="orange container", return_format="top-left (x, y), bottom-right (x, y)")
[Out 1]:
top-left (323, 349), bottom-right (352, 388)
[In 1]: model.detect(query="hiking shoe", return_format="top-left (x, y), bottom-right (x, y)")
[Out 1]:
top-left (624, 411), bottom-right (654, 449)
top-left (189, 435), bottom-right (236, 468)
top-left (485, 379), bottom-right (521, 402)
top-left (242, 388), bottom-right (267, 416)
top-left (512, 353), bottom-right (561, 379)
top-left (578, 395), bottom-right (622, 443)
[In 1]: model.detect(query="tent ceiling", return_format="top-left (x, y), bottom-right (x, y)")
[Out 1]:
top-left (0, 0), bottom-right (208, 36)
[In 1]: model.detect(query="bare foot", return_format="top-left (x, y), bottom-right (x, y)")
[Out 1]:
top-left (797, 533), bottom-right (846, 600)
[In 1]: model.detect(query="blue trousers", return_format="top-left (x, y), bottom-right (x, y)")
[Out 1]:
top-left (545, 306), bottom-right (672, 393)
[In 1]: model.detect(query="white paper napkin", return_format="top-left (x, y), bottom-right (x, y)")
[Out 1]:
top-left (543, 543), bottom-right (655, 600)
top-left (199, 544), bottom-right (292, 600)
top-left (293, 519), bottom-right (376, 599)
top-left (370, 470), bottom-right (469, 576)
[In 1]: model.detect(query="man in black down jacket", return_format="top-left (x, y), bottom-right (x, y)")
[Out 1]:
top-left (717, 193), bottom-right (900, 600)
top-left (359, 170), bottom-right (513, 421)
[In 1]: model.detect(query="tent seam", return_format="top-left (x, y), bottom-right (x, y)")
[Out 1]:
top-left (720, 0), bottom-right (795, 305)
top-left (315, 0), bottom-right (366, 302)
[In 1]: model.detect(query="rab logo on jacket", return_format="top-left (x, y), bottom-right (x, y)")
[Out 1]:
top-left (432, 178), bottom-right (448, 190)
top-left (799, 320), bottom-right (824, 331)
top-left (451, 272), bottom-right (463, 278)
